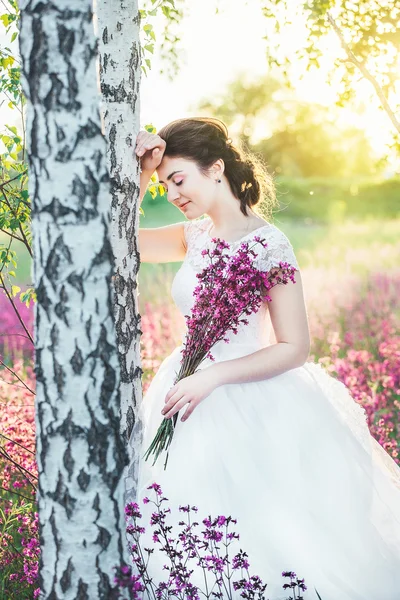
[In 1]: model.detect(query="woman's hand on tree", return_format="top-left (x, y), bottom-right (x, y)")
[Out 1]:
top-left (135, 130), bottom-right (166, 174)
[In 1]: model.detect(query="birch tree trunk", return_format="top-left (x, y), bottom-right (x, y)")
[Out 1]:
top-left (95, 0), bottom-right (144, 504)
top-left (19, 1), bottom-right (129, 597)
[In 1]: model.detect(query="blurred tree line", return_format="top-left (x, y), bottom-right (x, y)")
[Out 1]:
top-left (196, 73), bottom-right (382, 178)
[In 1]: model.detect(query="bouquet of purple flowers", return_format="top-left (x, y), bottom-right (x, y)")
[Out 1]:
top-left (144, 235), bottom-right (297, 469)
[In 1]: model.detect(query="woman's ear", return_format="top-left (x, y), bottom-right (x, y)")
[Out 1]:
top-left (211, 158), bottom-right (225, 179)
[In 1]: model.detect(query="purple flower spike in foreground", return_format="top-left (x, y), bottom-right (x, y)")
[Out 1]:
top-left (144, 236), bottom-right (297, 469)
top-left (115, 484), bottom-right (321, 600)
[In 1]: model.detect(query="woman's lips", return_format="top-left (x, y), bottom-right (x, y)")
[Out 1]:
top-left (180, 201), bottom-right (190, 209)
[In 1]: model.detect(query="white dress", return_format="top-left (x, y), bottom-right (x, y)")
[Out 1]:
top-left (126, 216), bottom-right (400, 600)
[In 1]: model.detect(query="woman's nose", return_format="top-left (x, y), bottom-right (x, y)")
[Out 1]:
top-left (168, 189), bottom-right (180, 203)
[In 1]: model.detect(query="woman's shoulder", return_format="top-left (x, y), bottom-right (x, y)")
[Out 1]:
top-left (257, 222), bottom-right (299, 270)
top-left (183, 216), bottom-right (211, 245)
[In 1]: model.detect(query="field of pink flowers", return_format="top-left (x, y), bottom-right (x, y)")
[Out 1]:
top-left (1, 264), bottom-right (399, 598)
top-left (0, 356), bottom-right (38, 599)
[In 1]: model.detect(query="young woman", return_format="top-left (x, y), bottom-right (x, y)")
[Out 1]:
top-left (126, 117), bottom-right (400, 599)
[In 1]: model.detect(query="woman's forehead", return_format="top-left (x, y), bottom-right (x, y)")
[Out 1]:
top-left (157, 156), bottom-right (195, 178)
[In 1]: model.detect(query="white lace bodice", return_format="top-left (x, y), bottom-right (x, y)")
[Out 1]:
top-left (171, 217), bottom-right (299, 358)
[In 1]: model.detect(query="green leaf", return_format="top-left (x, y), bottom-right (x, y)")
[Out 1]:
top-left (11, 285), bottom-right (21, 297)
top-left (11, 31), bottom-right (17, 43)
top-left (20, 287), bottom-right (36, 307)
top-left (144, 123), bottom-right (156, 134)
top-left (1, 55), bottom-right (14, 68)
top-left (6, 124), bottom-right (17, 135)
top-left (8, 270), bottom-right (15, 277)
top-left (0, 14), bottom-right (13, 26)
top-left (144, 44), bottom-right (154, 54)
top-left (9, 217), bottom-right (19, 230)
top-left (1, 135), bottom-right (12, 146)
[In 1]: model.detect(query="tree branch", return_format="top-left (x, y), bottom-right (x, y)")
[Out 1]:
top-left (0, 447), bottom-right (37, 489)
top-left (0, 484), bottom-right (33, 503)
top-left (0, 432), bottom-right (36, 456)
top-left (0, 268), bottom-right (34, 348)
top-left (0, 358), bottom-right (36, 395)
top-left (0, 227), bottom-right (24, 243)
top-left (327, 12), bottom-right (400, 135)
top-left (0, 171), bottom-right (27, 189)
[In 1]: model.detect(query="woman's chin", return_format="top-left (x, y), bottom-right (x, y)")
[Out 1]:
top-left (183, 205), bottom-right (209, 221)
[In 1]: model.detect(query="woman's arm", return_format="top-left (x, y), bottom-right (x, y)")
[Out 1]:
top-left (207, 269), bottom-right (310, 385)
top-left (135, 133), bottom-right (187, 263)
top-left (139, 169), bottom-right (154, 203)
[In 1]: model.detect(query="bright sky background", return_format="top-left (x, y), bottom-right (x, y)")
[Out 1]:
top-left (0, 0), bottom-right (397, 164)
top-left (139, 0), bottom-right (271, 129)
top-left (139, 0), bottom-right (395, 160)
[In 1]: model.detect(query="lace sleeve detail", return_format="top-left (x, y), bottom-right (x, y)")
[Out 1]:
top-left (183, 219), bottom-right (196, 249)
top-left (254, 225), bottom-right (299, 273)
top-left (183, 218), bottom-right (209, 264)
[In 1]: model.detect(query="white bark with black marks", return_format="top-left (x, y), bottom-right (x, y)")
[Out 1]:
top-left (96, 0), bottom-right (144, 505)
top-left (19, 1), bottom-right (129, 597)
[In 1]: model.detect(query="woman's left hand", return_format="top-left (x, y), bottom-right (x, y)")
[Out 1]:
top-left (162, 368), bottom-right (220, 422)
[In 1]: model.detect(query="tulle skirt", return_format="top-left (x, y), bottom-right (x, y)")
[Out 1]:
top-left (126, 342), bottom-right (400, 600)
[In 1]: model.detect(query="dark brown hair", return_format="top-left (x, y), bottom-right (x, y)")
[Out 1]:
top-left (157, 117), bottom-right (278, 220)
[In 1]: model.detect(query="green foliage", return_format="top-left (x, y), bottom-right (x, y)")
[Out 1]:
top-left (274, 176), bottom-right (400, 222)
top-left (261, 0), bottom-right (400, 135)
top-left (139, 0), bottom-right (184, 79)
top-left (0, 0), bottom-right (34, 310)
top-left (254, 104), bottom-right (376, 178)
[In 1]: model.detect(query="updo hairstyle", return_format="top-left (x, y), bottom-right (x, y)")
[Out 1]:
top-left (157, 117), bottom-right (278, 220)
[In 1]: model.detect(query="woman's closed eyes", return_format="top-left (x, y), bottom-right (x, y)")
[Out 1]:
top-left (161, 179), bottom-right (183, 193)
